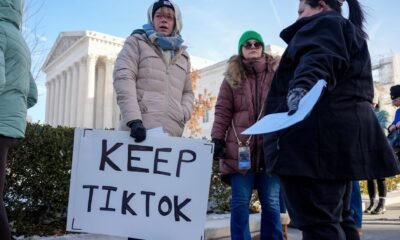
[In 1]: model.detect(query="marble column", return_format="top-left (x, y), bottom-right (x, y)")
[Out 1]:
top-left (94, 61), bottom-right (105, 129)
top-left (45, 81), bottom-right (50, 123)
top-left (49, 79), bottom-right (56, 126)
top-left (69, 63), bottom-right (79, 127)
top-left (64, 68), bottom-right (72, 126)
top-left (83, 55), bottom-right (97, 128)
top-left (55, 76), bottom-right (62, 125)
top-left (103, 57), bottom-right (115, 129)
top-left (76, 57), bottom-right (87, 128)
top-left (59, 72), bottom-right (66, 125)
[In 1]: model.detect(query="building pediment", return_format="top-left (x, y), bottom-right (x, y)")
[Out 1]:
top-left (42, 31), bottom-right (86, 71)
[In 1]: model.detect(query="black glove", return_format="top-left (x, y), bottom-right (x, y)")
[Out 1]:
top-left (287, 88), bottom-right (308, 116)
top-left (128, 120), bottom-right (146, 142)
top-left (212, 138), bottom-right (226, 160)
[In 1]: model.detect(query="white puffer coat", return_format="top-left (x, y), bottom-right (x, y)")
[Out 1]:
top-left (113, 1), bottom-right (193, 137)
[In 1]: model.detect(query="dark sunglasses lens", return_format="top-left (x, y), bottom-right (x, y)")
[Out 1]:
top-left (243, 42), bottom-right (262, 49)
top-left (253, 42), bottom-right (262, 48)
top-left (243, 42), bottom-right (252, 49)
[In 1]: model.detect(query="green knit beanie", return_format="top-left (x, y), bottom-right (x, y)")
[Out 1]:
top-left (238, 30), bottom-right (264, 54)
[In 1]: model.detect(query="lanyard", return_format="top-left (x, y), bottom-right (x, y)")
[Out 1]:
top-left (231, 104), bottom-right (264, 147)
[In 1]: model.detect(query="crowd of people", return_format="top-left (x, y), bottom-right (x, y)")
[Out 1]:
top-left (1, 0), bottom-right (400, 240)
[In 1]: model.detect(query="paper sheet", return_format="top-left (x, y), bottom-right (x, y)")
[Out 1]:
top-left (242, 80), bottom-right (327, 135)
top-left (147, 127), bottom-right (166, 135)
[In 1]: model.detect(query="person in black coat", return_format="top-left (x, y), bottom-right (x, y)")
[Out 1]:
top-left (262, 0), bottom-right (400, 239)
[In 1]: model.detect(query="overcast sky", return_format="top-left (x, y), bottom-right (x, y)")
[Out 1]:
top-left (25, 0), bottom-right (400, 123)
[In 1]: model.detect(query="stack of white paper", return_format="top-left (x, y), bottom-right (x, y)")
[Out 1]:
top-left (242, 80), bottom-right (327, 135)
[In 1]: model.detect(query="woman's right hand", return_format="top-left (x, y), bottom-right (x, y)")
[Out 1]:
top-left (128, 119), bottom-right (146, 142)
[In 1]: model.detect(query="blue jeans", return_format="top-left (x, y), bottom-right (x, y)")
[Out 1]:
top-left (230, 171), bottom-right (283, 240)
top-left (279, 189), bottom-right (287, 214)
top-left (350, 181), bottom-right (362, 228)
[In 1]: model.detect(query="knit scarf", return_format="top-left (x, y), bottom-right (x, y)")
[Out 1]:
top-left (143, 23), bottom-right (183, 51)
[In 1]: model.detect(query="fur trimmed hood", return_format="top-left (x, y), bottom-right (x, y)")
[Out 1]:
top-left (224, 54), bottom-right (280, 89)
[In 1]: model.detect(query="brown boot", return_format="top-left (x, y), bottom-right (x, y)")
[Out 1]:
top-left (358, 228), bottom-right (363, 236)
top-left (280, 212), bottom-right (290, 240)
top-left (282, 224), bottom-right (288, 240)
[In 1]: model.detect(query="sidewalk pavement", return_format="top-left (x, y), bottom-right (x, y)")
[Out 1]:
top-left (361, 201), bottom-right (400, 240)
top-left (23, 190), bottom-right (400, 240)
top-left (199, 190), bottom-right (400, 240)
top-left (206, 190), bottom-right (400, 240)
top-left (362, 190), bottom-right (400, 225)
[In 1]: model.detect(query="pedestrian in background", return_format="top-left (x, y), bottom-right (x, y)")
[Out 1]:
top-left (0, 0), bottom-right (38, 239)
top-left (211, 30), bottom-right (283, 240)
top-left (388, 85), bottom-right (400, 135)
top-left (262, 0), bottom-right (400, 239)
top-left (113, 0), bottom-right (194, 142)
top-left (388, 86), bottom-right (400, 218)
top-left (364, 176), bottom-right (388, 215)
top-left (364, 94), bottom-right (390, 215)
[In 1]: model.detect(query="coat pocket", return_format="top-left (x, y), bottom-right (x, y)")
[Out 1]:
top-left (138, 91), bottom-right (165, 114)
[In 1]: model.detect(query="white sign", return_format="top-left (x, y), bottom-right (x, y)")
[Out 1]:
top-left (67, 129), bottom-right (213, 240)
top-left (242, 80), bottom-right (327, 135)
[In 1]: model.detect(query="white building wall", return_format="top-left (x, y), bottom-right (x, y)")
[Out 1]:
top-left (43, 31), bottom-right (125, 129)
top-left (372, 54), bottom-right (400, 125)
top-left (43, 32), bottom-right (400, 137)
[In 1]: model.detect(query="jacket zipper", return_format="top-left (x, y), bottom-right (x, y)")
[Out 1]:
top-left (252, 66), bottom-right (261, 171)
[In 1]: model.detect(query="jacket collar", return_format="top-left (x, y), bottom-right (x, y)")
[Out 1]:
top-left (280, 11), bottom-right (339, 44)
top-left (134, 33), bottom-right (189, 64)
top-left (243, 57), bottom-right (268, 74)
top-left (224, 54), bottom-right (278, 89)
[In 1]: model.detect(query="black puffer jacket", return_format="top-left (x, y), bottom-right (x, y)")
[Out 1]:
top-left (263, 11), bottom-right (400, 180)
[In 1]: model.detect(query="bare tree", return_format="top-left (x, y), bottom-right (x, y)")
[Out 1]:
top-left (186, 69), bottom-right (217, 137)
top-left (22, 0), bottom-right (47, 84)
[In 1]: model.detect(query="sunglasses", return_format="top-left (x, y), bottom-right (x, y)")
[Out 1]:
top-left (243, 41), bottom-right (263, 49)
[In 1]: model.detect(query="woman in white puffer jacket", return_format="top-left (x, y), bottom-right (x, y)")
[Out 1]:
top-left (113, 0), bottom-right (194, 142)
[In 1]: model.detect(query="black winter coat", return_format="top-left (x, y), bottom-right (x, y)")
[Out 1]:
top-left (263, 11), bottom-right (400, 180)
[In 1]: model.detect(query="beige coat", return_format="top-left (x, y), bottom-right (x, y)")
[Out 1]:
top-left (113, 33), bottom-right (194, 137)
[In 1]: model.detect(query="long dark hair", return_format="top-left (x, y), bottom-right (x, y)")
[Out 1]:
top-left (304, 0), bottom-right (368, 39)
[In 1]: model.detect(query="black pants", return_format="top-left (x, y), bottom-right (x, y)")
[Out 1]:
top-left (280, 176), bottom-right (360, 240)
top-left (0, 136), bottom-right (17, 240)
top-left (367, 178), bottom-right (387, 199)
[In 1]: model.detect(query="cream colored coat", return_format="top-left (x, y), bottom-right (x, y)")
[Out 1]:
top-left (113, 33), bottom-right (193, 136)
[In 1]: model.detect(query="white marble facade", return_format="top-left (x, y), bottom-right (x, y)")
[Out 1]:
top-left (43, 31), bottom-right (124, 129)
top-left (43, 32), bottom-right (285, 136)
top-left (43, 31), bottom-right (218, 131)
top-left (44, 31), bottom-right (400, 137)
